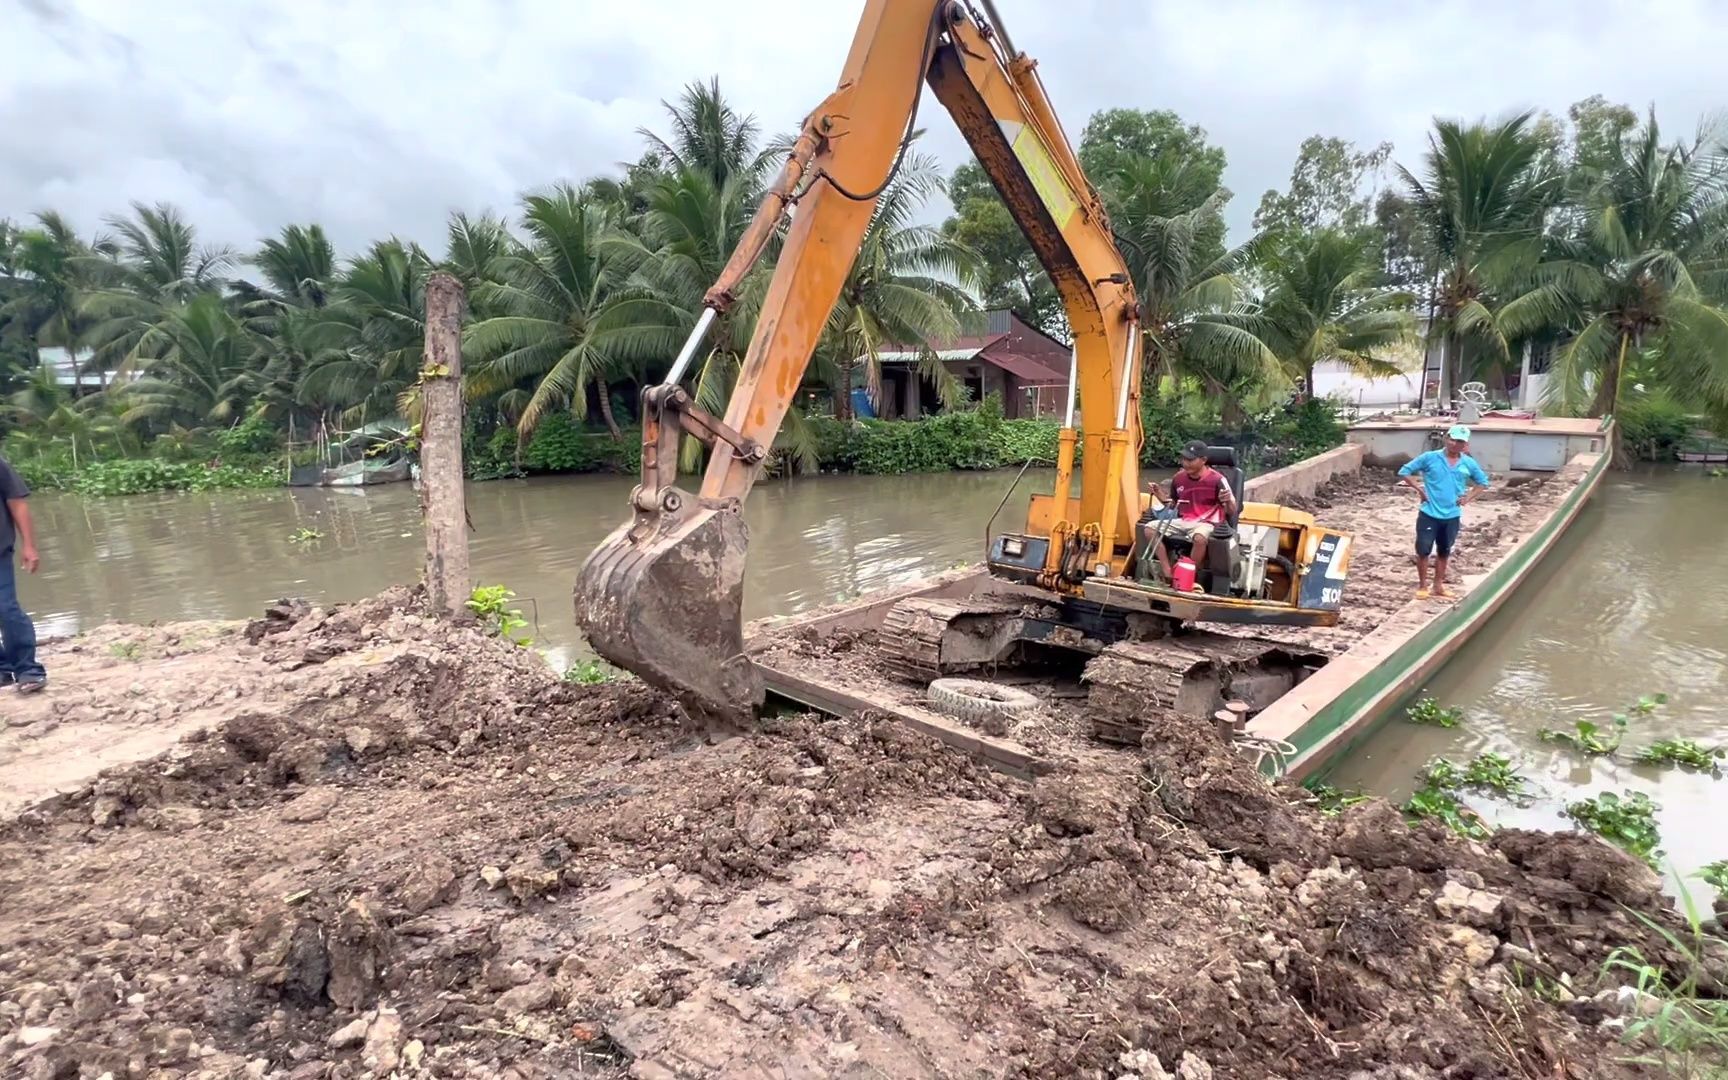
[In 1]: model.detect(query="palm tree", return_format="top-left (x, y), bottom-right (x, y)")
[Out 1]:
top-left (80, 202), bottom-right (237, 373)
top-left (240, 223), bottom-right (336, 310)
top-left (297, 239), bottom-right (434, 425)
top-left (443, 212), bottom-right (516, 300)
top-left (1260, 229), bottom-right (1416, 399)
top-left (820, 153), bottom-right (978, 419)
top-left (117, 294), bottom-right (261, 431)
top-left (465, 186), bottom-right (678, 438)
top-left (2, 366), bottom-right (134, 465)
top-left (638, 78), bottom-right (780, 195)
top-left (0, 211), bottom-right (108, 372)
top-left (617, 162), bottom-right (774, 431)
top-left (1400, 114), bottom-right (1556, 403)
top-left (1105, 153), bottom-right (1279, 425)
top-left (1499, 113), bottom-right (1728, 454)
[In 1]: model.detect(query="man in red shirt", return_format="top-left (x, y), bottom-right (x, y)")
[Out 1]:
top-left (1145, 440), bottom-right (1235, 591)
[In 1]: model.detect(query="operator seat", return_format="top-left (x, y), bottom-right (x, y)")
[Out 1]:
top-left (1197, 446), bottom-right (1241, 593)
top-left (1205, 445), bottom-right (1244, 531)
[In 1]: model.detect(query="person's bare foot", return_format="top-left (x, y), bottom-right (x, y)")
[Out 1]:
top-left (1432, 585), bottom-right (1452, 599)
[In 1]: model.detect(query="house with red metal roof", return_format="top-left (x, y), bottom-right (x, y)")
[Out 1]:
top-left (865, 310), bottom-right (1071, 420)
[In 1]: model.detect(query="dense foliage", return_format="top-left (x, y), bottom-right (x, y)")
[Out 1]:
top-left (3, 84), bottom-right (1723, 495)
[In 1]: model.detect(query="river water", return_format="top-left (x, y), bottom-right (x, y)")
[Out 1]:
top-left (1327, 468), bottom-right (1728, 892)
top-left (24, 469), bottom-right (1053, 670)
top-left (23, 467), bottom-right (1726, 884)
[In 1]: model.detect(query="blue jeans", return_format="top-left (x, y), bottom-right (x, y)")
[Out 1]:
top-left (0, 553), bottom-right (44, 683)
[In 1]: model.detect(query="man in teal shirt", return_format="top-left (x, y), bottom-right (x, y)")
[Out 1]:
top-left (1397, 424), bottom-right (1490, 599)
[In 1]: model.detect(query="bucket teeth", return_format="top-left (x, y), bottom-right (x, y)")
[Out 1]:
top-left (574, 497), bottom-right (761, 726)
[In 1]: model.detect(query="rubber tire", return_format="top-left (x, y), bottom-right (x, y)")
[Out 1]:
top-left (926, 678), bottom-right (1040, 731)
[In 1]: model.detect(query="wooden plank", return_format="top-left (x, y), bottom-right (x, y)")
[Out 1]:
top-left (756, 662), bottom-right (1049, 780)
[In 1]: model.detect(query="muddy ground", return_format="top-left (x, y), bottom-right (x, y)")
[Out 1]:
top-left (0, 580), bottom-right (1713, 1079)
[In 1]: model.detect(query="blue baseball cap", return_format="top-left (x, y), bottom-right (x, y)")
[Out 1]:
top-left (1447, 424), bottom-right (1471, 441)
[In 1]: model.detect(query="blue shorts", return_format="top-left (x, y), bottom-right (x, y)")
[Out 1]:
top-left (1415, 511), bottom-right (1460, 558)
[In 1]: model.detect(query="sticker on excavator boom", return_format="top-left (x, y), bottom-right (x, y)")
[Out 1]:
top-left (1006, 123), bottom-right (1078, 230)
top-left (1300, 530), bottom-right (1351, 610)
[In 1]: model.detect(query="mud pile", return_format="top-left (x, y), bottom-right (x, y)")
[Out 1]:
top-left (0, 590), bottom-right (1704, 1079)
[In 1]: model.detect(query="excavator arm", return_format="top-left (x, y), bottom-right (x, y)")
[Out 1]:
top-left (576, 0), bottom-right (1142, 723)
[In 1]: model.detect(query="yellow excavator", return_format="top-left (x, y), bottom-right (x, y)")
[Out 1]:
top-left (576, 0), bottom-right (1352, 724)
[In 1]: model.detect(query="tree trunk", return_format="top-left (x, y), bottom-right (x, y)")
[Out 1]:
top-left (1592, 332), bottom-right (1630, 468)
top-left (419, 272), bottom-right (471, 616)
top-left (1438, 332), bottom-right (1458, 409)
top-left (596, 377), bottom-right (621, 438)
top-left (835, 361), bottom-right (854, 421)
top-left (1304, 360), bottom-right (1317, 404)
top-left (1484, 361), bottom-right (1508, 402)
top-left (1221, 397), bottom-right (1247, 430)
top-left (1206, 376), bottom-right (1246, 430)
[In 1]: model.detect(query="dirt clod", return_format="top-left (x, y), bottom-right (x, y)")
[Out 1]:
top-left (280, 787), bottom-right (339, 823)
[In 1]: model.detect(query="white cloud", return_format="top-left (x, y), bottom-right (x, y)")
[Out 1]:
top-left (2, 0), bottom-right (1722, 258)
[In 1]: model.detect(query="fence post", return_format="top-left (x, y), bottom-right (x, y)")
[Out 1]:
top-left (420, 272), bottom-right (469, 616)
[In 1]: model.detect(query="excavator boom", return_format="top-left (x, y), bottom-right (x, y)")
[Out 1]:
top-left (576, 0), bottom-right (1141, 723)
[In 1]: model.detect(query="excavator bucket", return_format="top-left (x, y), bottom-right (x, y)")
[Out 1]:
top-left (574, 496), bottom-right (762, 727)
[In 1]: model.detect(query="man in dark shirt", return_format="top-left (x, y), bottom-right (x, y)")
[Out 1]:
top-left (1144, 439), bottom-right (1235, 590)
top-left (0, 455), bottom-right (45, 692)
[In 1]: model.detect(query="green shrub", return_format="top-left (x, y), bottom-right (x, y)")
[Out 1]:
top-left (1699, 861), bottom-right (1728, 891)
top-left (72, 459), bottom-right (281, 496)
top-left (843, 410), bottom-right (1009, 473)
top-left (216, 410), bottom-right (281, 456)
top-left (1618, 392), bottom-right (1694, 461)
top-left (6, 452), bottom-right (78, 492)
top-left (466, 584), bottom-right (531, 645)
top-left (990, 419), bottom-right (1062, 465)
top-left (520, 415), bottom-right (640, 474)
top-left (465, 423), bottom-right (526, 480)
top-left (563, 658), bottom-right (620, 685)
top-left (1139, 391), bottom-right (1202, 467)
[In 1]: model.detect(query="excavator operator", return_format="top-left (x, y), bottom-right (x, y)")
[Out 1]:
top-left (1145, 440), bottom-right (1236, 591)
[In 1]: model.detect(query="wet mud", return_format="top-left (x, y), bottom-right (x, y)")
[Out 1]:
top-left (0, 573), bottom-right (1707, 1078)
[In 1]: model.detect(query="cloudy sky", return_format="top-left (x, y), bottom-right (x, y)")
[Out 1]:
top-left (4, 0), bottom-right (1723, 259)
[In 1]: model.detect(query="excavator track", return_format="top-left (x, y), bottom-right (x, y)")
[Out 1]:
top-left (882, 595), bottom-right (1326, 748)
top-left (880, 596), bottom-right (1032, 682)
top-left (1083, 635), bottom-right (1323, 745)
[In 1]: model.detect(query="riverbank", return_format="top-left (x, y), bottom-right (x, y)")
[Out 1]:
top-left (5, 396), bottom-right (1350, 497)
top-left (0, 588), bottom-right (1709, 1078)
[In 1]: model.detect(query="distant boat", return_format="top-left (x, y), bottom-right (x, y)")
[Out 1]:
top-left (319, 457), bottom-right (412, 487)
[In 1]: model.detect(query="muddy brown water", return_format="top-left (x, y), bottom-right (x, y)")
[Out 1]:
top-left (1326, 468), bottom-right (1728, 894)
top-left (23, 469), bottom-right (1055, 670)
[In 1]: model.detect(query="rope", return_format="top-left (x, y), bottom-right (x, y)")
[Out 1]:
top-left (1232, 733), bottom-right (1298, 778)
